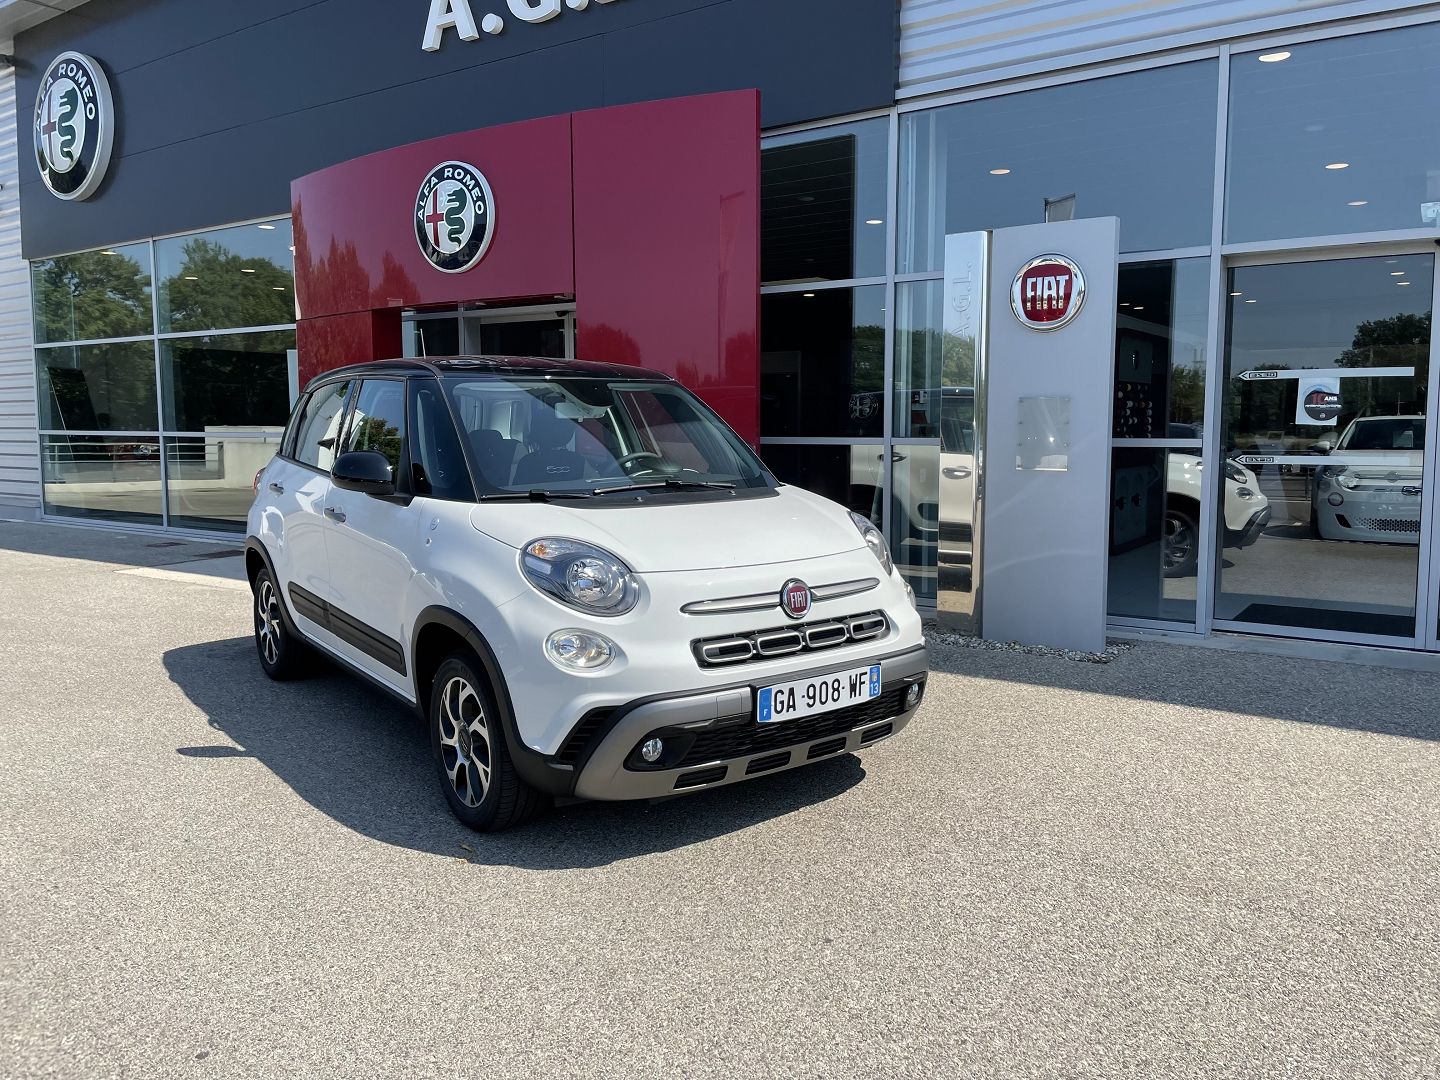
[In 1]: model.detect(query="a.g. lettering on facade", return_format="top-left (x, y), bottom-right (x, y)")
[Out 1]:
top-left (423, 0), bottom-right (621, 51)
top-left (33, 51), bottom-right (115, 202)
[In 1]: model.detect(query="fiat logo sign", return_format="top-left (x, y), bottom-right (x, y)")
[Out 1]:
top-left (780, 579), bottom-right (812, 620)
top-left (1011, 254), bottom-right (1086, 332)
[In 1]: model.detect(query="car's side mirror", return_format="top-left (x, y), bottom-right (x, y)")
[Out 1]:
top-left (1309, 441), bottom-right (1334, 455)
top-left (332, 450), bottom-right (396, 496)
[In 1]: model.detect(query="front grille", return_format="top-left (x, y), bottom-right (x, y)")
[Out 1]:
top-left (555, 708), bottom-right (615, 766)
top-left (693, 612), bottom-right (889, 668)
top-left (1359, 517), bottom-right (1420, 533)
top-left (674, 687), bottom-right (907, 767)
top-left (746, 751), bottom-right (792, 775)
top-left (675, 765), bottom-right (728, 790)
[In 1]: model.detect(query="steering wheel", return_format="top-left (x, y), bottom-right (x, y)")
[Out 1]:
top-left (616, 452), bottom-right (665, 474)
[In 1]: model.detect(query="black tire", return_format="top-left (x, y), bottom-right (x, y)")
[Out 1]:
top-left (1162, 508), bottom-right (1200, 579)
top-left (430, 652), bottom-right (545, 832)
top-left (252, 568), bottom-right (309, 680)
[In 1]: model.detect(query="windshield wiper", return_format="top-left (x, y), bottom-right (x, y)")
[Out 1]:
top-left (591, 479), bottom-right (737, 495)
top-left (478, 489), bottom-right (595, 502)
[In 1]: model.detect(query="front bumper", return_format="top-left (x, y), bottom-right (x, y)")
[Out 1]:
top-left (1225, 504), bottom-right (1271, 549)
top-left (572, 645), bottom-right (928, 800)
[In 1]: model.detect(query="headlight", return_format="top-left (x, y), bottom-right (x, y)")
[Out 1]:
top-left (849, 512), bottom-right (893, 575)
top-left (522, 538), bottom-right (638, 616)
top-left (1223, 460), bottom-right (1246, 484)
top-left (1321, 466), bottom-right (1358, 490)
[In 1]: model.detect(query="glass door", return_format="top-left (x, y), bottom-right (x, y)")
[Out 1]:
top-left (1214, 252), bottom-right (1434, 644)
top-left (462, 305), bottom-right (574, 359)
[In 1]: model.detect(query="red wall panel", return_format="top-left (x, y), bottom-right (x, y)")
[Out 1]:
top-left (292, 115), bottom-right (574, 320)
top-left (291, 92), bottom-right (759, 444)
top-left (573, 92), bottom-right (760, 445)
top-left (296, 311), bottom-right (402, 386)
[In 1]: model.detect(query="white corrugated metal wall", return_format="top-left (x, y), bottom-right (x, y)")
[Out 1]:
top-left (899, 0), bottom-right (1435, 97)
top-left (0, 49), bottom-right (38, 519)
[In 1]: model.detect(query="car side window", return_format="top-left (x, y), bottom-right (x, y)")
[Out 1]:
top-left (294, 380), bottom-right (352, 472)
top-left (342, 379), bottom-right (407, 472)
top-left (409, 378), bottom-right (475, 501)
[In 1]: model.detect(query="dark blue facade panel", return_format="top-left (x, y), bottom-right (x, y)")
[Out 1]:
top-left (17, 0), bottom-right (899, 258)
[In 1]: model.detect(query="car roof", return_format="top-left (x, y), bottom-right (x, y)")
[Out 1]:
top-left (1351, 414), bottom-right (1424, 422)
top-left (307, 355), bottom-right (675, 385)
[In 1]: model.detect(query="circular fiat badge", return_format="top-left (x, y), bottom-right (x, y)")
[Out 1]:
top-left (780, 579), bottom-right (812, 621)
top-left (34, 52), bottom-right (115, 202)
top-left (1011, 254), bottom-right (1086, 332)
top-left (415, 161), bottom-right (495, 274)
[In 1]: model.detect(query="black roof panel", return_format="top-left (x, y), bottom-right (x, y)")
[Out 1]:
top-left (307, 355), bottom-right (674, 386)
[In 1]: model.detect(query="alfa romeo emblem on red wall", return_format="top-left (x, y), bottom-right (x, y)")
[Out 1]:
top-left (414, 160), bottom-right (496, 273)
top-left (1011, 254), bottom-right (1086, 332)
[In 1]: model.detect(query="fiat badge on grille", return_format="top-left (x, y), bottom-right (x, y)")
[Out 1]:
top-left (780, 579), bottom-right (812, 620)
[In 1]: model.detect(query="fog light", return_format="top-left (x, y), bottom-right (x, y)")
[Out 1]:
top-left (905, 682), bottom-right (922, 709)
top-left (640, 738), bottom-right (664, 763)
top-left (544, 629), bottom-right (616, 671)
top-left (1328, 492), bottom-right (1345, 507)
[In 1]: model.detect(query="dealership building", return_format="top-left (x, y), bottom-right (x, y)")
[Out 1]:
top-left (2, 0), bottom-right (1439, 656)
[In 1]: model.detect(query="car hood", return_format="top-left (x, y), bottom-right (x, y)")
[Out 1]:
top-left (1332, 450), bottom-right (1423, 477)
top-left (467, 485), bottom-right (867, 572)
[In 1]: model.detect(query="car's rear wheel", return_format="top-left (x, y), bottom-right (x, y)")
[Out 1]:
top-left (430, 653), bottom-right (544, 832)
top-left (252, 568), bottom-right (309, 680)
top-left (1163, 508), bottom-right (1199, 578)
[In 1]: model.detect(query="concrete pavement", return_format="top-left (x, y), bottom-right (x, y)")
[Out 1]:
top-left (1, 520), bottom-right (1438, 1079)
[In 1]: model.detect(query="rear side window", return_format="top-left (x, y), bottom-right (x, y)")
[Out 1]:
top-left (342, 379), bottom-right (407, 471)
top-left (293, 380), bottom-right (352, 472)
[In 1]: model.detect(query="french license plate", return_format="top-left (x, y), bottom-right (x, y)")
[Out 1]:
top-left (757, 665), bottom-right (881, 724)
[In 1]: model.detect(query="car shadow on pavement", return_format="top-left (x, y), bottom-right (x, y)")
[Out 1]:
top-left (164, 636), bottom-right (866, 868)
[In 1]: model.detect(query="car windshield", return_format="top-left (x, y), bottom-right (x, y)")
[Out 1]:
top-left (440, 375), bottom-right (772, 494)
top-left (1338, 417), bottom-right (1426, 451)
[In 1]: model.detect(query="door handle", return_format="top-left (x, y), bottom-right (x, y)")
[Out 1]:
top-left (268, 482), bottom-right (285, 494)
top-left (324, 506), bottom-right (347, 523)
top-left (943, 467), bottom-right (972, 480)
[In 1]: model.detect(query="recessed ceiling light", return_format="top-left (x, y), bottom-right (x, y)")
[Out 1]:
top-left (803, 292), bottom-right (816, 298)
top-left (1119, 302), bottom-right (1131, 307)
top-left (865, 219), bottom-right (884, 226)
top-left (1244, 299), bottom-right (1258, 304)
top-left (1397, 281), bottom-right (1412, 286)
top-left (184, 276), bottom-right (198, 281)
top-left (258, 224), bottom-right (277, 231)
top-left (1230, 291), bottom-right (1243, 296)
top-left (1132, 306), bottom-right (1145, 312)
top-left (798, 195), bottom-right (815, 203)
top-left (272, 286), bottom-right (286, 291)
top-left (989, 168), bottom-right (1011, 176)
top-left (1391, 271), bottom-right (1406, 276)
top-left (1347, 200), bottom-right (1369, 207)
top-left (1324, 162), bottom-right (1349, 170)
top-left (240, 268), bottom-right (256, 274)
top-left (101, 250), bottom-right (118, 256)
top-left (1258, 51), bottom-right (1291, 63)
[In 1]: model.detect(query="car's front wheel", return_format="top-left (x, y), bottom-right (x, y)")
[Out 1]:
top-left (430, 653), bottom-right (545, 832)
top-left (1163, 508), bottom-right (1199, 578)
top-left (252, 568), bottom-right (309, 680)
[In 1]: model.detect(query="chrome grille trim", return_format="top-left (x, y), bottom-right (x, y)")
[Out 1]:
top-left (692, 611), bottom-right (890, 668)
top-left (681, 577), bottom-right (881, 615)
top-left (803, 622), bottom-right (848, 648)
top-left (755, 630), bottom-right (805, 657)
top-left (847, 614), bottom-right (888, 641)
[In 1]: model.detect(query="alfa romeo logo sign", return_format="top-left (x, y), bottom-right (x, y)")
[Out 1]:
top-left (1011, 254), bottom-right (1086, 332)
top-left (414, 161), bottom-right (495, 273)
top-left (34, 52), bottom-right (115, 202)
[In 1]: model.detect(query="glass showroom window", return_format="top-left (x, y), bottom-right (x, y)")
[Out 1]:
top-left (759, 116), bottom-right (896, 575)
top-left (32, 219), bottom-right (296, 533)
top-left (1226, 23), bottom-right (1440, 243)
top-left (898, 61), bottom-right (1218, 271)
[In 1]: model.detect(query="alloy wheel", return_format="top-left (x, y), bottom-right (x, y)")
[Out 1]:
top-left (255, 579), bottom-right (282, 665)
top-left (1163, 514), bottom-right (1195, 572)
top-left (437, 676), bottom-right (492, 807)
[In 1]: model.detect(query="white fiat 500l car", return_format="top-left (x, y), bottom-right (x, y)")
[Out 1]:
top-left (247, 357), bottom-right (927, 831)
